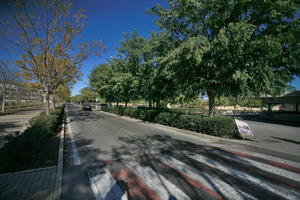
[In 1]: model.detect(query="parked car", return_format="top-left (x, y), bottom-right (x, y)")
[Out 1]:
top-left (82, 104), bottom-right (92, 111)
top-left (137, 105), bottom-right (146, 109)
top-left (99, 103), bottom-right (108, 108)
top-left (95, 103), bottom-right (108, 110)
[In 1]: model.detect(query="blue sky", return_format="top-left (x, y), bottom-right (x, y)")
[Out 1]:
top-left (71, 0), bottom-right (169, 95)
top-left (69, 0), bottom-right (300, 95)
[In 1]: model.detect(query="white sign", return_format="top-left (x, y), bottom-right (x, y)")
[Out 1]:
top-left (235, 119), bottom-right (255, 141)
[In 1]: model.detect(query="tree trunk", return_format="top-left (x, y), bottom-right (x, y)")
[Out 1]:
top-left (156, 100), bottom-right (161, 108)
top-left (149, 100), bottom-right (152, 108)
top-left (50, 94), bottom-right (55, 109)
top-left (125, 101), bottom-right (128, 108)
top-left (116, 101), bottom-right (119, 107)
top-left (1, 91), bottom-right (5, 112)
top-left (45, 87), bottom-right (50, 115)
top-left (207, 89), bottom-right (216, 117)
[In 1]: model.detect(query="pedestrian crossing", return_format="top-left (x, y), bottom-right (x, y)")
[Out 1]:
top-left (87, 145), bottom-right (300, 200)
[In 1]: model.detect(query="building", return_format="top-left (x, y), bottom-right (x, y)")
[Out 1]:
top-left (0, 83), bottom-right (44, 104)
top-left (261, 90), bottom-right (300, 112)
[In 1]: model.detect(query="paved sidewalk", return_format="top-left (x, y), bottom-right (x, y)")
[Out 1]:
top-left (0, 108), bottom-right (45, 148)
top-left (0, 166), bottom-right (56, 200)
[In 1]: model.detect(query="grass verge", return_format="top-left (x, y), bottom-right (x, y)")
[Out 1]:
top-left (0, 105), bottom-right (64, 173)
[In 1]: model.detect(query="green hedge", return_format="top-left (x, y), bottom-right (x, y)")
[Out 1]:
top-left (0, 105), bottom-right (65, 173)
top-left (102, 107), bottom-right (238, 138)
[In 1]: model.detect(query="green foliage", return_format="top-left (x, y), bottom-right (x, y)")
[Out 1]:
top-left (0, 106), bottom-right (64, 173)
top-left (80, 87), bottom-right (98, 103)
top-left (102, 106), bottom-right (238, 138)
top-left (91, 0), bottom-right (299, 116)
top-left (150, 0), bottom-right (300, 115)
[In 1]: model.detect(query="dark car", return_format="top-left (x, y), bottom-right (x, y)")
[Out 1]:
top-left (99, 103), bottom-right (108, 108)
top-left (82, 104), bottom-right (92, 111)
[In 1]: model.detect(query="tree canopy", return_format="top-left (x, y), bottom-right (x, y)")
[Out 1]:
top-left (88, 0), bottom-right (299, 116)
top-left (0, 0), bottom-right (104, 114)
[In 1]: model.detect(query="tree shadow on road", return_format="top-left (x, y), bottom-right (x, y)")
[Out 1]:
top-left (107, 133), bottom-right (292, 200)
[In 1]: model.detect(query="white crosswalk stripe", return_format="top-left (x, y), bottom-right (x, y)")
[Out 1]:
top-left (86, 147), bottom-right (300, 200)
top-left (125, 158), bottom-right (191, 200)
top-left (88, 168), bottom-right (128, 200)
top-left (155, 154), bottom-right (258, 200)
top-left (208, 148), bottom-right (300, 182)
top-left (210, 145), bottom-right (300, 168)
top-left (185, 151), bottom-right (300, 200)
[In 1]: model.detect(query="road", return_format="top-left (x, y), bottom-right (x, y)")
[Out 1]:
top-left (62, 104), bottom-right (300, 200)
top-left (244, 120), bottom-right (300, 156)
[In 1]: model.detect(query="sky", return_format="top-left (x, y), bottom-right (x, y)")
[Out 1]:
top-left (71, 0), bottom-right (169, 95)
top-left (1, 0), bottom-right (299, 94)
top-left (71, 0), bottom-right (300, 95)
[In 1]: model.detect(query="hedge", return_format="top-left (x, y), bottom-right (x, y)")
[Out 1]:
top-left (102, 107), bottom-right (238, 138)
top-left (0, 105), bottom-right (65, 173)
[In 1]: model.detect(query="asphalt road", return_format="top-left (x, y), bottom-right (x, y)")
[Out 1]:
top-left (62, 104), bottom-right (300, 200)
top-left (244, 120), bottom-right (300, 156)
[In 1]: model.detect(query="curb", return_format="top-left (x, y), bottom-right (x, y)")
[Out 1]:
top-left (53, 106), bottom-right (66, 200)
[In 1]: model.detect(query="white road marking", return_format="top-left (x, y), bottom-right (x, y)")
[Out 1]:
top-left (125, 158), bottom-right (191, 200)
top-left (155, 154), bottom-right (257, 200)
top-left (67, 117), bottom-right (81, 166)
top-left (210, 145), bottom-right (300, 168)
top-left (210, 148), bottom-right (300, 182)
top-left (89, 175), bottom-right (102, 200)
top-left (185, 151), bottom-right (300, 200)
top-left (88, 168), bottom-right (127, 200)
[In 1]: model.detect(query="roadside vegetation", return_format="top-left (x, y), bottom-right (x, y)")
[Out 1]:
top-left (0, 0), bottom-right (103, 115)
top-left (102, 106), bottom-right (238, 139)
top-left (80, 0), bottom-right (300, 118)
top-left (0, 105), bottom-right (65, 173)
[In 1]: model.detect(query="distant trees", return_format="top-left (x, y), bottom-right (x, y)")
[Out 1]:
top-left (0, 0), bottom-right (104, 114)
top-left (89, 0), bottom-right (299, 116)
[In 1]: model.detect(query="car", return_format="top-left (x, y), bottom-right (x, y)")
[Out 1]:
top-left (99, 103), bottom-right (108, 108)
top-left (136, 105), bottom-right (146, 109)
top-left (95, 103), bottom-right (108, 110)
top-left (82, 104), bottom-right (92, 111)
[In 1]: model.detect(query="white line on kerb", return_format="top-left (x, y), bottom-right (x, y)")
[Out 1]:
top-left (67, 118), bottom-right (81, 166)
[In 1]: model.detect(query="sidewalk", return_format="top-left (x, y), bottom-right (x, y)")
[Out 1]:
top-left (0, 167), bottom-right (57, 200)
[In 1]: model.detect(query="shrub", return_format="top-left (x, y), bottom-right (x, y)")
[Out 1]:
top-left (102, 106), bottom-right (238, 138)
top-left (0, 105), bottom-right (65, 173)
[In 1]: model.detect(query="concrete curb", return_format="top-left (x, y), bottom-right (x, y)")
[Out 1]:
top-left (53, 106), bottom-right (66, 200)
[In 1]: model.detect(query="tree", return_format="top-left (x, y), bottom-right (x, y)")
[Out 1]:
top-left (71, 94), bottom-right (83, 104)
top-left (151, 0), bottom-right (300, 116)
top-left (0, 0), bottom-right (104, 114)
top-left (54, 85), bottom-right (71, 104)
top-left (89, 64), bottom-right (115, 104)
top-left (0, 62), bottom-right (19, 112)
top-left (80, 87), bottom-right (98, 103)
